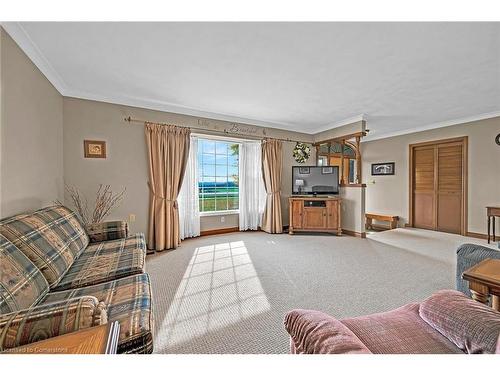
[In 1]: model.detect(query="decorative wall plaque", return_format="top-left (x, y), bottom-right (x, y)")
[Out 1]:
top-left (84, 140), bottom-right (107, 159)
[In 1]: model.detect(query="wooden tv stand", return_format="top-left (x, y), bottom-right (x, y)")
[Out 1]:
top-left (288, 196), bottom-right (341, 235)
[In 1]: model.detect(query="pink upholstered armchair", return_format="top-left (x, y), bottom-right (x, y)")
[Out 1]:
top-left (284, 290), bottom-right (500, 354)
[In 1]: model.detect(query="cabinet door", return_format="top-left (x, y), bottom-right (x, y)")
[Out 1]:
top-left (291, 200), bottom-right (303, 229)
top-left (327, 201), bottom-right (339, 229)
top-left (303, 208), bottom-right (327, 229)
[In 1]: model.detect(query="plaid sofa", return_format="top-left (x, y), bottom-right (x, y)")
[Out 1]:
top-left (0, 205), bottom-right (153, 354)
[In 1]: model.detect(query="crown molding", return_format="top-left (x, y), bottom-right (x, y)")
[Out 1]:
top-left (1, 22), bottom-right (68, 94)
top-left (3, 22), bottom-right (499, 140)
top-left (63, 88), bottom-right (310, 133)
top-left (314, 114), bottom-right (366, 134)
top-left (2, 22), bottom-right (310, 134)
top-left (363, 111), bottom-right (500, 142)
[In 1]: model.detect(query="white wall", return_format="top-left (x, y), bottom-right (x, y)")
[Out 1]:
top-left (0, 28), bottom-right (63, 218)
top-left (362, 116), bottom-right (500, 235)
top-left (339, 186), bottom-right (366, 235)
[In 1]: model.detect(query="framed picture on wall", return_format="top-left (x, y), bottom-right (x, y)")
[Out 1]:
top-left (298, 167), bottom-right (310, 174)
top-left (321, 167), bottom-right (333, 174)
top-left (371, 162), bottom-right (395, 176)
top-left (84, 140), bottom-right (107, 159)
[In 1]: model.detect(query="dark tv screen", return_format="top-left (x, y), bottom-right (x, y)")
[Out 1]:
top-left (292, 166), bottom-right (339, 195)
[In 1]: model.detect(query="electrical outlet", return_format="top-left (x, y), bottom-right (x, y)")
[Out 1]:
top-left (129, 214), bottom-right (136, 223)
top-left (220, 216), bottom-right (225, 223)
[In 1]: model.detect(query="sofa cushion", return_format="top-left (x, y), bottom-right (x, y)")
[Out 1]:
top-left (0, 205), bottom-right (89, 288)
top-left (86, 221), bottom-right (129, 243)
top-left (52, 233), bottom-right (146, 291)
top-left (419, 289), bottom-right (500, 354)
top-left (0, 234), bottom-right (49, 314)
top-left (0, 296), bottom-right (107, 351)
top-left (284, 309), bottom-right (372, 354)
top-left (42, 273), bottom-right (153, 354)
top-left (341, 303), bottom-right (463, 354)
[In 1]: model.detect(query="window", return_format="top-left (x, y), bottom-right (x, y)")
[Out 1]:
top-left (198, 138), bottom-right (239, 213)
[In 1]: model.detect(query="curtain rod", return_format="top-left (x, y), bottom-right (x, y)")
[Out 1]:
top-left (123, 116), bottom-right (311, 144)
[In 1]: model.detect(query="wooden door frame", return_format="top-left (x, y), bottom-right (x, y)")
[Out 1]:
top-left (408, 136), bottom-right (468, 235)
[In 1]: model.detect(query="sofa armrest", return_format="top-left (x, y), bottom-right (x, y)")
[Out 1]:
top-left (284, 309), bottom-right (372, 354)
top-left (0, 296), bottom-right (107, 351)
top-left (419, 290), bottom-right (500, 354)
top-left (456, 243), bottom-right (500, 296)
top-left (86, 221), bottom-right (129, 243)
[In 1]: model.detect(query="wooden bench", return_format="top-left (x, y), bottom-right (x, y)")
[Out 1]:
top-left (365, 213), bottom-right (399, 231)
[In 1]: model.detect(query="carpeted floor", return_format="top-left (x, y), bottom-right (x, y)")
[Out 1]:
top-left (146, 228), bottom-right (496, 354)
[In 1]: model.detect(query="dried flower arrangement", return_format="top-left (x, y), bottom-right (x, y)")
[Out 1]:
top-left (56, 184), bottom-right (126, 225)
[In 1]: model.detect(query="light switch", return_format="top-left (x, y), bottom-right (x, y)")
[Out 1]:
top-left (129, 214), bottom-right (136, 222)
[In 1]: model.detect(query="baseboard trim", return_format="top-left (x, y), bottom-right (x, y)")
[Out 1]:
top-left (343, 229), bottom-right (367, 238)
top-left (466, 231), bottom-right (488, 240)
top-left (200, 227), bottom-right (239, 236)
top-left (199, 227), bottom-right (489, 239)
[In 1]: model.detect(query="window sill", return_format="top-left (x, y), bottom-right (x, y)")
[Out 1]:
top-left (200, 210), bottom-right (240, 217)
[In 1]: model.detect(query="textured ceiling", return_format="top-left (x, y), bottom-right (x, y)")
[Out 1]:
top-left (4, 22), bottom-right (500, 139)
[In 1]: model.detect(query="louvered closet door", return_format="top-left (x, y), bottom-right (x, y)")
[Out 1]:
top-left (436, 143), bottom-right (463, 234)
top-left (413, 146), bottom-right (436, 230)
top-left (411, 138), bottom-right (466, 235)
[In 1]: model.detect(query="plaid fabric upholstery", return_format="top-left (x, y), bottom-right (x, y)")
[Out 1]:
top-left (43, 273), bottom-right (153, 354)
top-left (0, 296), bottom-right (107, 351)
top-left (52, 233), bottom-right (146, 292)
top-left (456, 243), bottom-right (500, 296)
top-left (0, 234), bottom-right (49, 314)
top-left (0, 205), bottom-right (89, 288)
top-left (86, 221), bottom-right (129, 243)
top-left (419, 290), bottom-right (500, 354)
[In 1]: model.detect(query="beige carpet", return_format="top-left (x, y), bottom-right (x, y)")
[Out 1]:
top-left (146, 228), bottom-right (496, 354)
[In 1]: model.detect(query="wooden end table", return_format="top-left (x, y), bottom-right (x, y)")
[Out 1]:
top-left (487, 206), bottom-right (500, 244)
top-left (3, 321), bottom-right (120, 354)
top-left (462, 258), bottom-right (500, 311)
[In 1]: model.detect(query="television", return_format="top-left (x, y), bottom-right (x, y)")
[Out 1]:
top-left (292, 166), bottom-right (339, 195)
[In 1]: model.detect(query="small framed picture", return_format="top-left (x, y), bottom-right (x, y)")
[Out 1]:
top-left (322, 166), bottom-right (333, 174)
top-left (298, 167), bottom-right (310, 174)
top-left (371, 162), bottom-right (395, 176)
top-left (84, 140), bottom-right (107, 159)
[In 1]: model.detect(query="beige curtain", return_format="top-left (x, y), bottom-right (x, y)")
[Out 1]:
top-left (261, 139), bottom-right (283, 233)
top-left (145, 123), bottom-right (191, 251)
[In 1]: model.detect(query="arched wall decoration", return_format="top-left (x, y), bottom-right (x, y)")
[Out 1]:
top-left (314, 132), bottom-right (365, 185)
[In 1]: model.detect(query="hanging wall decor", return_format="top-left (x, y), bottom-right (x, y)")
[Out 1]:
top-left (371, 162), bottom-right (395, 176)
top-left (84, 140), bottom-right (107, 158)
top-left (293, 142), bottom-right (311, 163)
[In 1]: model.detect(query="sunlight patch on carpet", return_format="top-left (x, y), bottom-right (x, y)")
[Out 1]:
top-left (156, 240), bottom-right (271, 350)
